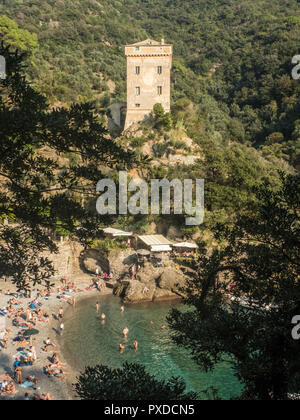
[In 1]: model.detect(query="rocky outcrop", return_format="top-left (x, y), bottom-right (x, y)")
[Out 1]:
top-left (80, 249), bottom-right (110, 275)
top-left (113, 262), bottom-right (188, 304)
top-left (157, 269), bottom-right (186, 294)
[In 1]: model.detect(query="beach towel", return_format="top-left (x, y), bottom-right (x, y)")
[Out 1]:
top-left (20, 381), bottom-right (34, 388)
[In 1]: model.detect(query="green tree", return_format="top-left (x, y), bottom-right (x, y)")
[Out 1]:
top-left (0, 44), bottom-right (133, 291)
top-left (75, 362), bottom-right (198, 400)
top-left (168, 173), bottom-right (300, 400)
top-left (0, 15), bottom-right (38, 51)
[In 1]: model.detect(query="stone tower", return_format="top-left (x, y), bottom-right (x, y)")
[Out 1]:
top-left (124, 39), bottom-right (173, 131)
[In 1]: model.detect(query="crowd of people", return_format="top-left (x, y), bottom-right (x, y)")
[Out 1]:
top-left (0, 276), bottom-right (109, 400)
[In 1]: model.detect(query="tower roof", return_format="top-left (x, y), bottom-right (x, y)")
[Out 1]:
top-left (126, 38), bottom-right (171, 47)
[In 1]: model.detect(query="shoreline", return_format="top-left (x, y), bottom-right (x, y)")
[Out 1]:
top-left (0, 278), bottom-right (112, 400)
top-left (56, 289), bottom-right (114, 400)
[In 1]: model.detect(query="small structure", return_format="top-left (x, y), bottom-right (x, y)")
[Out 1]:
top-left (137, 235), bottom-right (173, 253)
top-left (102, 228), bottom-right (133, 237)
top-left (173, 242), bottom-right (199, 250)
top-left (102, 227), bottom-right (135, 248)
top-left (172, 241), bottom-right (198, 257)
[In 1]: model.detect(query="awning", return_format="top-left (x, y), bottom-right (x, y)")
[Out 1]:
top-left (138, 235), bottom-right (172, 247)
top-left (173, 242), bottom-right (198, 249)
top-left (102, 228), bottom-right (133, 237)
top-left (151, 245), bottom-right (172, 252)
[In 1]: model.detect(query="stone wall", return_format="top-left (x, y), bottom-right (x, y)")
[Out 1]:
top-left (42, 239), bottom-right (84, 280)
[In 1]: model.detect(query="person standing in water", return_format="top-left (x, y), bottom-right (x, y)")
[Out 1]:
top-left (96, 302), bottom-right (99, 313)
top-left (121, 305), bottom-right (125, 313)
top-left (133, 339), bottom-right (138, 352)
top-left (123, 327), bottom-right (129, 338)
top-left (59, 322), bottom-right (64, 336)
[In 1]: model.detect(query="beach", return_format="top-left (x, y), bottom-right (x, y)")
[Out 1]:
top-left (0, 277), bottom-right (112, 400)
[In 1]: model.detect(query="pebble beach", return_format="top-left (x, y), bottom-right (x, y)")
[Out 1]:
top-left (0, 277), bottom-right (112, 400)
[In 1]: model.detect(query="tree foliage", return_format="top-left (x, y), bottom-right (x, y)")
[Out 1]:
top-left (168, 173), bottom-right (300, 400)
top-left (75, 362), bottom-right (198, 400)
top-left (0, 45), bottom-right (133, 290)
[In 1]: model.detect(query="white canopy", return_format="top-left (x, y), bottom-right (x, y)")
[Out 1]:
top-left (151, 245), bottom-right (172, 252)
top-left (173, 242), bottom-right (198, 249)
top-left (102, 227), bottom-right (133, 237)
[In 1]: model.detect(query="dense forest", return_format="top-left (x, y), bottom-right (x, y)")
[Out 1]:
top-left (0, 0), bottom-right (299, 238)
top-left (0, 0), bottom-right (299, 161)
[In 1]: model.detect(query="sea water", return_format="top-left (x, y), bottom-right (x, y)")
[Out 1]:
top-left (61, 294), bottom-right (242, 400)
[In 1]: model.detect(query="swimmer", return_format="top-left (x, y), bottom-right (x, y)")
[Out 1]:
top-left (161, 325), bottom-right (166, 330)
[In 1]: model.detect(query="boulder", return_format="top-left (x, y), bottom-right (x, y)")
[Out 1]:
top-left (157, 269), bottom-right (186, 296)
top-left (153, 288), bottom-right (178, 301)
top-left (122, 280), bottom-right (156, 304)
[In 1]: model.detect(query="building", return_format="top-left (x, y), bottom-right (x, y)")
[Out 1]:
top-left (124, 39), bottom-right (173, 131)
top-left (137, 234), bottom-right (173, 253)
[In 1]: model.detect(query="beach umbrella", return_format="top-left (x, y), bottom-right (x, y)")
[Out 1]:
top-left (23, 329), bottom-right (39, 337)
top-left (137, 249), bottom-right (151, 256)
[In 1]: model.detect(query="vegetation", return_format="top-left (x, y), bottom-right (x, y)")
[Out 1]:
top-left (168, 173), bottom-right (300, 400)
top-left (75, 362), bottom-right (198, 400)
top-left (0, 45), bottom-right (133, 290)
top-left (0, 0), bottom-right (298, 167)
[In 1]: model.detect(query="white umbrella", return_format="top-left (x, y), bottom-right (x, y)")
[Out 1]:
top-left (173, 242), bottom-right (198, 249)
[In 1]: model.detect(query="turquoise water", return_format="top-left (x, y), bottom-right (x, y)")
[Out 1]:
top-left (61, 294), bottom-right (242, 400)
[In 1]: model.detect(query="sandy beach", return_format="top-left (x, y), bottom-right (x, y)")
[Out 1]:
top-left (0, 277), bottom-right (112, 400)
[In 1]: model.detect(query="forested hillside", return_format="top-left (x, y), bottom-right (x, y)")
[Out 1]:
top-left (0, 0), bottom-right (299, 169)
top-left (0, 0), bottom-right (299, 238)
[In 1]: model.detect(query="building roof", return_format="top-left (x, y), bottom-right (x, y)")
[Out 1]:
top-left (151, 245), bottom-right (172, 252)
top-left (173, 242), bottom-right (199, 249)
top-left (126, 38), bottom-right (172, 47)
top-left (128, 39), bottom-right (162, 46)
top-left (103, 227), bottom-right (133, 237)
top-left (138, 235), bottom-right (173, 247)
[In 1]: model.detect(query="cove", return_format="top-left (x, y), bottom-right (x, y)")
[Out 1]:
top-left (61, 294), bottom-right (242, 400)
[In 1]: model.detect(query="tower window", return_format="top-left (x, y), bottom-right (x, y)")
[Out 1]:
top-left (158, 66), bottom-right (162, 74)
top-left (136, 66), bottom-right (140, 75)
top-left (135, 104), bottom-right (141, 108)
top-left (136, 87), bottom-right (141, 96)
top-left (135, 46), bottom-right (140, 51)
top-left (158, 86), bottom-right (162, 95)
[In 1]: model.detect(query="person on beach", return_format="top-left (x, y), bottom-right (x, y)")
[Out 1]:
top-left (15, 365), bottom-right (23, 384)
top-left (45, 337), bottom-right (56, 348)
top-left (72, 297), bottom-right (76, 307)
top-left (58, 307), bottom-right (64, 320)
top-left (2, 333), bottom-right (8, 350)
top-left (59, 322), bottom-right (64, 336)
top-left (133, 339), bottom-right (138, 352)
top-left (130, 265), bottom-right (136, 281)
